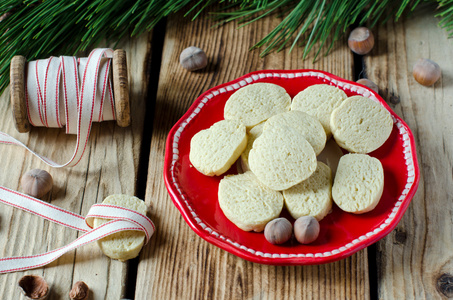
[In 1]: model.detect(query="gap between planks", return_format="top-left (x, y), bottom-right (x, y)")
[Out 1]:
top-left (127, 17), bottom-right (379, 300)
top-left (124, 19), bottom-right (168, 299)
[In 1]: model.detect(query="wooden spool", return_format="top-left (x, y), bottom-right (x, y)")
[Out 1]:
top-left (9, 49), bottom-right (131, 133)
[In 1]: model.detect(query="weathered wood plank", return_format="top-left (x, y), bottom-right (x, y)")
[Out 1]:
top-left (0, 33), bottom-right (151, 299)
top-left (364, 7), bottom-right (453, 299)
top-left (136, 10), bottom-right (369, 300)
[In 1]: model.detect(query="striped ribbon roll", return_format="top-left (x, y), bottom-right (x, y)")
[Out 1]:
top-left (2, 48), bottom-right (115, 167)
top-left (0, 48), bottom-right (154, 273)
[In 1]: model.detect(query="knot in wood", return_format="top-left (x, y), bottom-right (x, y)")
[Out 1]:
top-left (393, 229), bottom-right (407, 245)
top-left (437, 273), bottom-right (453, 298)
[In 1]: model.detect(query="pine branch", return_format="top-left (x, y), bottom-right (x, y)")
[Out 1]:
top-left (436, 0), bottom-right (453, 36)
top-left (1, 0), bottom-right (453, 96)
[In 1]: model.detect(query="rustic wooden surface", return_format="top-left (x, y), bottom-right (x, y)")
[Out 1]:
top-left (0, 33), bottom-right (151, 299)
top-left (135, 9), bottom-right (370, 300)
top-left (365, 7), bottom-right (453, 299)
top-left (1, 4), bottom-right (452, 300)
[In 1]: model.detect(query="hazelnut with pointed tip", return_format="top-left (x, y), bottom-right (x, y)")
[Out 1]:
top-left (18, 275), bottom-right (49, 300)
top-left (264, 218), bottom-right (292, 245)
top-left (413, 58), bottom-right (441, 86)
top-left (180, 46), bottom-right (207, 71)
top-left (356, 78), bottom-right (379, 94)
top-left (348, 27), bottom-right (374, 55)
top-left (294, 216), bottom-right (320, 244)
top-left (69, 281), bottom-right (89, 300)
top-left (20, 169), bottom-right (53, 198)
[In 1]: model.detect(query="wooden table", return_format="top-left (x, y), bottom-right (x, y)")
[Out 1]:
top-left (1, 5), bottom-right (452, 300)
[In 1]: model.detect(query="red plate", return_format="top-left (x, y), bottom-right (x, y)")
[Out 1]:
top-left (164, 70), bottom-right (419, 265)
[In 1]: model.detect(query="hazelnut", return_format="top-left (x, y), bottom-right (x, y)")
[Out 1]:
top-left (69, 281), bottom-right (89, 300)
top-left (294, 216), bottom-right (320, 244)
top-left (348, 27), bottom-right (374, 55)
top-left (180, 46), bottom-right (207, 71)
top-left (413, 58), bottom-right (441, 86)
top-left (18, 275), bottom-right (49, 300)
top-left (356, 78), bottom-right (379, 94)
top-left (20, 169), bottom-right (53, 198)
top-left (264, 218), bottom-right (292, 245)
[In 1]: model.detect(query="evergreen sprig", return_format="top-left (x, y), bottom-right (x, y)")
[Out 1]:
top-left (0, 0), bottom-right (452, 95)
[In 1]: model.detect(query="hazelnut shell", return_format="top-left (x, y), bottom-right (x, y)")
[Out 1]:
top-left (294, 216), bottom-right (320, 244)
top-left (413, 58), bottom-right (441, 86)
top-left (264, 218), bottom-right (292, 245)
top-left (348, 27), bottom-right (374, 55)
top-left (20, 169), bottom-right (53, 198)
top-left (180, 46), bottom-right (207, 71)
top-left (356, 78), bottom-right (379, 94)
top-left (18, 275), bottom-right (49, 300)
top-left (69, 281), bottom-right (89, 300)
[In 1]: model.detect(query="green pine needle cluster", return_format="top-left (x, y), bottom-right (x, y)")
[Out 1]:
top-left (0, 0), bottom-right (452, 95)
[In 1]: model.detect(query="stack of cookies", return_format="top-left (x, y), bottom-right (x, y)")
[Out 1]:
top-left (190, 82), bottom-right (393, 233)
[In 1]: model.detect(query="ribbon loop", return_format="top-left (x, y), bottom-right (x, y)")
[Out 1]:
top-left (0, 186), bottom-right (154, 274)
top-left (86, 204), bottom-right (155, 242)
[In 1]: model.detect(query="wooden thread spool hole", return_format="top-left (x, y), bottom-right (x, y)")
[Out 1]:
top-left (9, 49), bottom-right (131, 133)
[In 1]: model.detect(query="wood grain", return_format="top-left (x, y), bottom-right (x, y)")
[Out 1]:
top-left (113, 49), bottom-right (131, 128)
top-left (0, 33), bottom-right (151, 299)
top-left (364, 7), bottom-right (453, 299)
top-left (9, 55), bottom-right (30, 133)
top-left (135, 9), bottom-right (369, 300)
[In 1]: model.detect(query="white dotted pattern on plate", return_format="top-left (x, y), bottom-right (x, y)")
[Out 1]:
top-left (170, 72), bottom-right (416, 259)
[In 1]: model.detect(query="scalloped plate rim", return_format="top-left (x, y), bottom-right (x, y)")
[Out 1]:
top-left (163, 69), bottom-right (420, 265)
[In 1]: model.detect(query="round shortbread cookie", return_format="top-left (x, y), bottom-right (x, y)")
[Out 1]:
top-left (218, 171), bottom-right (284, 232)
top-left (332, 153), bottom-right (384, 214)
top-left (240, 122), bottom-right (265, 172)
top-left (224, 83), bottom-right (291, 128)
top-left (330, 96), bottom-right (393, 153)
top-left (190, 120), bottom-right (247, 176)
top-left (291, 84), bottom-right (347, 137)
top-left (249, 125), bottom-right (317, 191)
top-left (283, 162), bottom-right (332, 221)
top-left (263, 111), bottom-right (326, 155)
top-left (93, 194), bottom-right (148, 261)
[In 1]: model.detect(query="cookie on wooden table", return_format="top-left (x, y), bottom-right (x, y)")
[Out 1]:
top-left (291, 84), bottom-right (347, 138)
top-left (189, 120), bottom-right (247, 176)
top-left (224, 83), bottom-right (291, 129)
top-left (263, 110), bottom-right (326, 155)
top-left (249, 125), bottom-right (317, 191)
top-left (283, 162), bottom-right (332, 221)
top-left (330, 96), bottom-right (393, 153)
top-left (218, 171), bottom-right (284, 232)
top-left (93, 194), bottom-right (148, 261)
top-left (332, 153), bottom-right (384, 214)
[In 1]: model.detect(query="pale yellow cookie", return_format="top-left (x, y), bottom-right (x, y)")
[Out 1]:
top-left (93, 194), bottom-right (148, 261)
top-left (283, 162), bottom-right (332, 221)
top-left (249, 125), bottom-right (317, 191)
top-left (189, 120), bottom-right (247, 176)
top-left (263, 111), bottom-right (326, 155)
top-left (332, 154), bottom-right (384, 213)
top-left (218, 171), bottom-right (284, 232)
top-left (240, 122), bottom-right (265, 172)
top-left (291, 84), bottom-right (347, 137)
top-left (224, 83), bottom-right (291, 128)
top-left (330, 96), bottom-right (393, 153)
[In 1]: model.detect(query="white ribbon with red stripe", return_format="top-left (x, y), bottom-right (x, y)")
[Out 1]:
top-left (0, 186), bottom-right (155, 273)
top-left (0, 49), bottom-right (155, 273)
